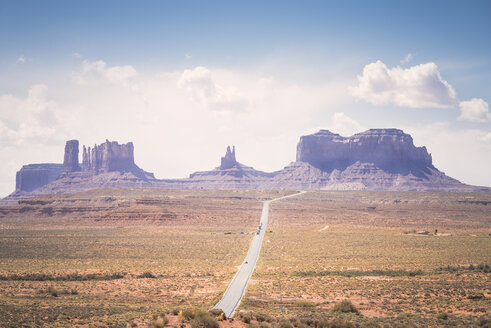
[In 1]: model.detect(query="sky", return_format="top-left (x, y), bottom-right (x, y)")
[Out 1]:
top-left (0, 0), bottom-right (490, 197)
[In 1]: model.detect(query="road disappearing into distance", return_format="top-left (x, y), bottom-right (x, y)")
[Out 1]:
top-left (213, 191), bottom-right (306, 318)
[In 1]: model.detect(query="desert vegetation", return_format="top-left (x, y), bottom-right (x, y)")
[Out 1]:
top-left (244, 191), bottom-right (491, 327)
top-left (0, 189), bottom-right (290, 327)
top-left (0, 189), bottom-right (490, 326)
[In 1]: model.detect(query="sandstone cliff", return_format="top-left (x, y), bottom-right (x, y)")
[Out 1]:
top-left (3, 139), bottom-right (155, 203)
top-left (296, 129), bottom-right (433, 175)
top-left (271, 128), bottom-right (485, 191)
top-left (81, 140), bottom-right (151, 178)
top-left (63, 140), bottom-right (80, 173)
top-left (15, 164), bottom-right (63, 193)
top-left (2, 130), bottom-right (489, 204)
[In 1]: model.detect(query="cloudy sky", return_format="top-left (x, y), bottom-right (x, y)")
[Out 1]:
top-left (1, 0), bottom-right (490, 196)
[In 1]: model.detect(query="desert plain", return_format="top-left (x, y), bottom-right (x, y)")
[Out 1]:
top-left (0, 189), bottom-right (489, 327)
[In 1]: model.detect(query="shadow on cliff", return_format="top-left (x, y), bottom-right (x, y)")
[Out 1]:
top-left (379, 161), bottom-right (434, 179)
top-left (312, 160), bottom-right (435, 180)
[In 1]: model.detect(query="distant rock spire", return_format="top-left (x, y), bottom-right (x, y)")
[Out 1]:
top-left (220, 145), bottom-right (237, 169)
top-left (82, 145), bottom-right (91, 171)
top-left (63, 140), bottom-right (80, 173)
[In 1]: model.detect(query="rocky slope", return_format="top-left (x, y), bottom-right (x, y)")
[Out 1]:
top-left (264, 160), bottom-right (482, 191)
top-left (2, 129), bottom-right (489, 204)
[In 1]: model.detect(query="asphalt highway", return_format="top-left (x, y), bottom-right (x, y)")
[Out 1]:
top-left (213, 191), bottom-right (305, 318)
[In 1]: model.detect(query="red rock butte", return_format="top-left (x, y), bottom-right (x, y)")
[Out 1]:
top-left (3, 129), bottom-right (490, 203)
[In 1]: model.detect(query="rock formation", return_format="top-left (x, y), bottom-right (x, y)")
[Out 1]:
top-left (220, 146), bottom-right (237, 169)
top-left (2, 129), bottom-right (489, 204)
top-left (2, 139), bottom-right (155, 203)
top-left (297, 129), bottom-right (433, 176)
top-left (190, 146), bottom-right (271, 182)
top-left (265, 128), bottom-right (486, 191)
top-left (15, 164), bottom-right (63, 192)
top-left (82, 145), bottom-right (90, 171)
top-left (63, 140), bottom-right (80, 173)
top-left (82, 140), bottom-right (138, 174)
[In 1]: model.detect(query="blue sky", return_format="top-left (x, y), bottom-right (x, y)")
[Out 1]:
top-left (2, 1), bottom-right (490, 73)
top-left (0, 0), bottom-right (490, 196)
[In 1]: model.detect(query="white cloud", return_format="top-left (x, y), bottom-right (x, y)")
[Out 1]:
top-left (350, 60), bottom-right (458, 108)
top-left (0, 84), bottom-right (62, 145)
top-left (74, 59), bottom-right (138, 89)
top-left (185, 53), bottom-right (192, 59)
top-left (458, 98), bottom-right (490, 122)
top-left (0, 62), bottom-right (353, 197)
top-left (17, 55), bottom-right (26, 63)
top-left (177, 66), bottom-right (247, 113)
top-left (3, 58), bottom-right (488, 198)
top-left (400, 53), bottom-right (413, 64)
top-left (482, 132), bottom-right (491, 142)
top-left (328, 112), bottom-right (364, 136)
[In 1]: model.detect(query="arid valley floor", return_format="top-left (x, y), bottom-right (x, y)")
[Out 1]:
top-left (0, 189), bottom-right (489, 327)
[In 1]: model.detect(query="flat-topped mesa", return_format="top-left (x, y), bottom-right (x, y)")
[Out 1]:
top-left (220, 146), bottom-right (237, 170)
top-left (63, 140), bottom-right (81, 173)
top-left (82, 140), bottom-right (136, 174)
top-left (297, 128), bottom-right (433, 173)
top-left (15, 164), bottom-right (63, 192)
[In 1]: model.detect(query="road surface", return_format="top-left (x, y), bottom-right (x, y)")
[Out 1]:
top-left (213, 191), bottom-right (305, 317)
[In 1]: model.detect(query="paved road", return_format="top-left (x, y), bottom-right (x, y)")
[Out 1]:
top-left (213, 191), bottom-right (305, 318)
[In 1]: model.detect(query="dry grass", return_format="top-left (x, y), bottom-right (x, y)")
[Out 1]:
top-left (0, 189), bottom-right (490, 327)
top-left (245, 191), bottom-right (491, 326)
top-left (0, 189), bottom-right (292, 327)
